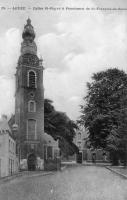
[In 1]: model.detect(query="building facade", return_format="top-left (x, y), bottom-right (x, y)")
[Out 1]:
top-left (0, 116), bottom-right (18, 177)
top-left (75, 126), bottom-right (109, 162)
top-left (15, 19), bottom-right (44, 170)
top-left (74, 126), bottom-right (88, 151)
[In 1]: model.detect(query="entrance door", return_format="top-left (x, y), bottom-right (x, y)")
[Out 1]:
top-left (27, 153), bottom-right (36, 171)
top-left (76, 151), bottom-right (83, 164)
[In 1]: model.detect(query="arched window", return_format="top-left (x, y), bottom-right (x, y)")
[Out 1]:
top-left (28, 100), bottom-right (36, 112)
top-left (27, 119), bottom-right (36, 140)
top-left (78, 132), bottom-right (81, 140)
top-left (28, 70), bottom-right (36, 88)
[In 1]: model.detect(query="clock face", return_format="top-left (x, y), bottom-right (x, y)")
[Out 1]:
top-left (22, 54), bottom-right (39, 66)
top-left (28, 92), bottom-right (35, 98)
top-left (30, 92), bottom-right (35, 98)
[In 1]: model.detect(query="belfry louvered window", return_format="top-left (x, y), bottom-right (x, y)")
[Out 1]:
top-left (28, 70), bottom-right (36, 88)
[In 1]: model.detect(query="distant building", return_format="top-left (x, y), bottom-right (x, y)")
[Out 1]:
top-left (74, 126), bottom-right (88, 151)
top-left (75, 125), bottom-right (109, 162)
top-left (0, 116), bottom-right (18, 177)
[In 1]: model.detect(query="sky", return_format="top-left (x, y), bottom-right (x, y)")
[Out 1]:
top-left (0, 0), bottom-right (127, 120)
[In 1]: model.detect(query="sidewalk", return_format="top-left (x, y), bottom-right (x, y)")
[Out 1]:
top-left (0, 170), bottom-right (54, 184)
top-left (0, 165), bottom-right (67, 184)
top-left (106, 166), bottom-right (127, 179)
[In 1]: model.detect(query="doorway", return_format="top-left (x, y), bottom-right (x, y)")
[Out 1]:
top-left (76, 151), bottom-right (83, 164)
top-left (27, 153), bottom-right (37, 171)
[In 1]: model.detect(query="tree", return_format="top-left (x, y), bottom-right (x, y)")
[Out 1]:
top-left (80, 68), bottom-right (127, 164)
top-left (9, 99), bottom-right (79, 157)
top-left (44, 99), bottom-right (79, 157)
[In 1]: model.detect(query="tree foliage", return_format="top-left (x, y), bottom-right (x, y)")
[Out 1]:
top-left (44, 99), bottom-right (79, 156)
top-left (80, 68), bottom-right (127, 156)
top-left (9, 99), bottom-right (79, 157)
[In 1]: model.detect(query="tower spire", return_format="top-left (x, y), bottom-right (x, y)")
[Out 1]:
top-left (20, 18), bottom-right (37, 55)
top-left (22, 18), bottom-right (35, 41)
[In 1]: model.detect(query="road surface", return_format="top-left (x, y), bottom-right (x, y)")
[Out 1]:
top-left (0, 166), bottom-right (126, 200)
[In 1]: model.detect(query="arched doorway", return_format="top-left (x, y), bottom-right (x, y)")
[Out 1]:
top-left (27, 153), bottom-right (37, 171)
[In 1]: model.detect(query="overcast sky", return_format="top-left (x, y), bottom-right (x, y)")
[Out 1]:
top-left (0, 0), bottom-right (127, 120)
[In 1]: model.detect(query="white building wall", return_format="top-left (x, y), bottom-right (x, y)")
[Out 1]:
top-left (0, 134), bottom-right (8, 177)
top-left (0, 133), bottom-right (18, 177)
top-left (74, 126), bottom-right (88, 151)
top-left (8, 135), bottom-right (18, 175)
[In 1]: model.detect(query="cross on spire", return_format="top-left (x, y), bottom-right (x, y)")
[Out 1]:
top-left (27, 18), bottom-right (31, 25)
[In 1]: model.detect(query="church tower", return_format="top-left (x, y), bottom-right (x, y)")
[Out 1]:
top-left (15, 19), bottom-right (44, 169)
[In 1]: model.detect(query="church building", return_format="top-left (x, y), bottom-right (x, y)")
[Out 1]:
top-left (15, 18), bottom-right (45, 170)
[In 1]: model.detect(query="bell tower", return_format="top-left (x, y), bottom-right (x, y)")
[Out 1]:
top-left (15, 19), bottom-right (44, 167)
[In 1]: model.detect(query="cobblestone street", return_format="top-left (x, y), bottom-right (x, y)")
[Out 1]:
top-left (0, 166), bottom-right (127, 200)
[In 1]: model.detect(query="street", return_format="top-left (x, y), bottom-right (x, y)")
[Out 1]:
top-left (0, 166), bottom-right (127, 200)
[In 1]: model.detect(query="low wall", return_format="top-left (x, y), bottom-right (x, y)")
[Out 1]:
top-left (83, 149), bottom-right (110, 162)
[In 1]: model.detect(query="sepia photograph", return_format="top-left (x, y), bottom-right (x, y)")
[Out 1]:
top-left (0, 0), bottom-right (127, 199)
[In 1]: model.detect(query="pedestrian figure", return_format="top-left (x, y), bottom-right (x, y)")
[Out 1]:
top-left (92, 151), bottom-right (96, 164)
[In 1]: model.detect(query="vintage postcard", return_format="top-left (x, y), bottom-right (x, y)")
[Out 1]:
top-left (0, 0), bottom-right (126, 199)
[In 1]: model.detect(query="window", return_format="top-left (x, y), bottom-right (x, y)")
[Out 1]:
top-left (28, 100), bottom-right (36, 112)
top-left (78, 132), bottom-right (81, 140)
top-left (78, 141), bottom-right (81, 150)
top-left (9, 159), bottom-right (11, 174)
top-left (30, 92), bottom-right (34, 97)
top-left (30, 144), bottom-right (34, 149)
top-left (28, 70), bottom-right (36, 88)
top-left (9, 158), bottom-right (13, 174)
top-left (27, 119), bottom-right (36, 140)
